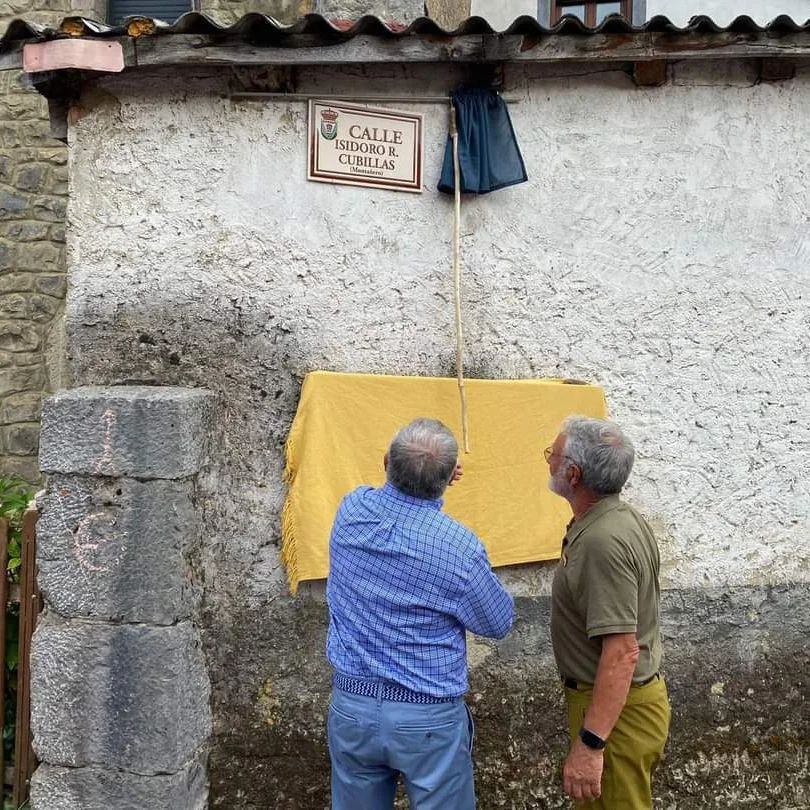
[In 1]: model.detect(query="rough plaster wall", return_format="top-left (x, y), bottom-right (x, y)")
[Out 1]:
top-left (62, 60), bottom-right (810, 806)
top-left (66, 61), bottom-right (810, 593)
top-left (647, 0), bottom-right (810, 25)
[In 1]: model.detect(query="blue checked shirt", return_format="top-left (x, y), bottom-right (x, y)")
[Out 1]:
top-left (327, 483), bottom-right (514, 698)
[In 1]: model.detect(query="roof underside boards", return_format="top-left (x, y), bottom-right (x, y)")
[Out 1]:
top-left (3, 13), bottom-right (810, 71)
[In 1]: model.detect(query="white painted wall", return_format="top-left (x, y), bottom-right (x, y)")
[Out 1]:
top-left (472, 0), bottom-right (810, 26)
top-left (471, 0), bottom-right (537, 29)
top-left (65, 61), bottom-right (810, 597)
top-left (647, 0), bottom-right (810, 25)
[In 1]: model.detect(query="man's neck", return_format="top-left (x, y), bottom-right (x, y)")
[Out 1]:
top-left (569, 488), bottom-right (608, 521)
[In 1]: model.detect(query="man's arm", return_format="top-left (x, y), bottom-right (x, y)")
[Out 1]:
top-left (455, 544), bottom-right (514, 639)
top-left (563, 633), bottom-right (640, 802)
top-left (584, 632), bottom-right (640, 737)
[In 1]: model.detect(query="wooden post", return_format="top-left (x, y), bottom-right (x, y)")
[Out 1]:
top-left (13, 507), bottom-right (39, 809)
top-left (0, 517), bottom-right (7, 797)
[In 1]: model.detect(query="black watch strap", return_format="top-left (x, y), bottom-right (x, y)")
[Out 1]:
top-left (579, 727), bottom-right (607, 750)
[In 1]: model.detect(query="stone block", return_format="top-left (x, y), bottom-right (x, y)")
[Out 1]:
top-left (2, 423), bottom-right (39, 455)
top-left (39, 386), bottom-right (214, 479)
top-left (13, 163), bottom-right (47, 192)
top-left (40, 148), bottom-right (67, 165)
top-left (0, 363), bottom-right (45, 395)
top-left (0, 192), bottom-right (26, 216)
top-left (29, 293), bottom-right (62, 323)
top-left (0, 321), bottom-right (41, 351)
top-left (15, 241), bottom-right (61, 271)
top-left (0, 221), bottom-right (50, 242)
top-left (0, 390), bottom-right (42, 423)
top-left (1, 293), bottom-right (28, 318)
top-left (34, 274), bottom-right (66, 297)
top-left (0, 272), bottom-right (35, 293)
top-left (30, 195), bottom-right (66, 223)
top-left (425, 0), bottom-right (469, 29)
top-left (31, 619), bottom-right (211, 773)
top-left (0, 454), bottom-right (40, 483)
top-left (37, 475), bottom-right (199, 623)
top-left (31, 758), bottom-right (208, 810)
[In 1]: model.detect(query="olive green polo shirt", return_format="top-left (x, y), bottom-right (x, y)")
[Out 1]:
top-left (550, 495), bottom-right (662, 685)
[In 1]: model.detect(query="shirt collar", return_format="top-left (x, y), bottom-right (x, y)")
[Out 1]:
top-left (564, 494), bottom-right (622, 546)
top-left (381, 482), bottom-right (443, 510)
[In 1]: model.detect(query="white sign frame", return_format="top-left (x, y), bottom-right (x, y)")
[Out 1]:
top-left (308, 100), bottom-right (424, 193)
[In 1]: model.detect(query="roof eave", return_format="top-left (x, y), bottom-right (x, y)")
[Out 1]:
top-left (7, 29), bottom-right (810, 74)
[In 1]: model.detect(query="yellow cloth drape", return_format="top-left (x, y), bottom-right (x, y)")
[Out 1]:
top-left (282, 371), bottom-right (607, 592)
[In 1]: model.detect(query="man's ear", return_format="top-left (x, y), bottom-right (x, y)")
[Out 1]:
top-left (569, 463), bottom-right (582, 487)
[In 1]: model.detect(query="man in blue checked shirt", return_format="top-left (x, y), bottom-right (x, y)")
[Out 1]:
top-left (326, 417), bottom-right (514, 810)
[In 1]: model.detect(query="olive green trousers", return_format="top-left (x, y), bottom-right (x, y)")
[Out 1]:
top-left (565, 676), bottom-right (671, 809)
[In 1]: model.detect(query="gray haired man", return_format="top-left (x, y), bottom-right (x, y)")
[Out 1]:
top-left (327, 418), bottom-right (514, 810)
top-left (545, 416), bottom-right (670, 809)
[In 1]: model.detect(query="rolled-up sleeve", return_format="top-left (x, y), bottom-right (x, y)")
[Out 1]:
top-left (455, 543), bottom-right (514, 639)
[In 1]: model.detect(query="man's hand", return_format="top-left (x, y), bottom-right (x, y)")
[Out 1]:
top-left (563, 738), bottom-right (603, 802)
top-left (448, 463), bottom-right (463, 486)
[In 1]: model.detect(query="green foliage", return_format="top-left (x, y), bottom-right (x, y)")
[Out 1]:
top-left (0, 478), bottom-right (30, 582)
top-left (0, 478), bottom-right (34, 804)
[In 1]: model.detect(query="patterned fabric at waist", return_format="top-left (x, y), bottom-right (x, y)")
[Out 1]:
top-left (333, 673), bottom-right (459, 704)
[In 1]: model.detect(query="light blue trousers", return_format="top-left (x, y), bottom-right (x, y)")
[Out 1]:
top-left (327, 685), bottom-right (476, 810)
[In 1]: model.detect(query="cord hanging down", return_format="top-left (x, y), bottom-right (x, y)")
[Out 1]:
top-left (449, 103), bottom-right (470, 454)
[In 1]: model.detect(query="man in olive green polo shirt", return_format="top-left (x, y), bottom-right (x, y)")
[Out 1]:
top-left (546, 416), bottom-right (670, 808)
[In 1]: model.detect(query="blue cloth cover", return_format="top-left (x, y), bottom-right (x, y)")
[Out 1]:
top-left (437, 88), bottom-right (528, 194)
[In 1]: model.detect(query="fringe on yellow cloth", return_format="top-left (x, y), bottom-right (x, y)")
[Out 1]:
top-left (281, 371), bottom-right (607, 593)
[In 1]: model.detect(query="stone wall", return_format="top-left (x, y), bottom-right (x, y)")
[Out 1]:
top-left (0, 53), bottom-right (64, 483)
top-left (0, 0), bottom-right (105, 483)
top-left (54, 57), bottom-right (810, 808)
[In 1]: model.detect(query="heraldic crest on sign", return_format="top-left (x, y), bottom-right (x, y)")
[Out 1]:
top-left (320, 108), bottom-right (339, 140)
top-left (308, 100), bottom-right (423, 193)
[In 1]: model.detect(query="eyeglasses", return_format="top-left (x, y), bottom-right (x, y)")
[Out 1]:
top-left (544, 446), bottom-right (575, 464)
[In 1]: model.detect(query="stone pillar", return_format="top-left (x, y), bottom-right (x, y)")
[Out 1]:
top-left (30, 386), bottom-right (214, 810)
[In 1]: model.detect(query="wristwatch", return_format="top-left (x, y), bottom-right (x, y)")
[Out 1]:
top-left (579, 727), bottom-right (607, 750)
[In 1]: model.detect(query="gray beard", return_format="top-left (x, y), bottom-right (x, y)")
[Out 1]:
top-left (549, 470), bottom-right (574, 501)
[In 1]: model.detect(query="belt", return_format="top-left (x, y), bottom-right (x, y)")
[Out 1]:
top-left (563, 672), bottom-right (660, 690)
top-left (334, 673), bottom-right (457, 704)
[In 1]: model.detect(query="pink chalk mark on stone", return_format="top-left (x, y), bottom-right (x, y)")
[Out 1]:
top-left (73, 512), bottom-right (108, 574)
top-left (93, 409), bottom-right (117, 475)
top-left (23, 39), bottom-right (125, 73)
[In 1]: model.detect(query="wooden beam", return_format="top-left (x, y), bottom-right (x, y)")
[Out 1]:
top-left (760, 57), bottom-right (796, 81)
top-left (48, 97), bottom-right (69, 141)
top-left (633, 59), bottom-right (667, 86)
top-left (0, 42), bottom-right (24, 71)
top-left (7, 29), bottom-right (810, 79)
top-left (129, 31), bottom-right (810, 68)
